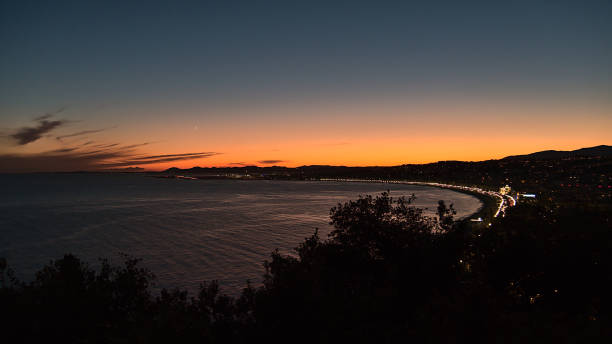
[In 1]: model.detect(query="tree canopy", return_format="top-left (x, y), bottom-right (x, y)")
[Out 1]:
top-left (1, 192), bottom-right (610, 343)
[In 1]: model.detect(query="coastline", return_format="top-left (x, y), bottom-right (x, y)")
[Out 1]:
top-left (317, 178), bottom-right (510, 225)
top-left (153, 173), bottom-right (509, 224)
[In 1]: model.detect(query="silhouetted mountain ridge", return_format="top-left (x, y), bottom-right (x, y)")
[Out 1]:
top-left (164, 145), bottom-right (611, 172)
top-left (502, 145), bottom-right (612, 160)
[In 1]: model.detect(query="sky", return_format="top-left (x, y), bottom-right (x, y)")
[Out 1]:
top-left (1, 0), bottom-right (611, 172)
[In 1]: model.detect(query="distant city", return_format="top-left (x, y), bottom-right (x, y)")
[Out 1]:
top-left (160, 145), bottom-right (611, 204)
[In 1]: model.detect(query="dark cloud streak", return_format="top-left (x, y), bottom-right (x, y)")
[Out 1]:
top-left (11, 117), bottom-right (66, 145)
top-left (92, 143), bottom-right (119, 148)
top-left (0, 149), bottom-right (220, 172)
top-left (1, 110), bottom-right (217, 171)
top-left (34, 107), bottom-right (65, 121)
top-left (122, 142), bottom-right (152, 149)
top-left (257, 160), bottom-right (285, 165)
top-left (100, 152), bottom-right (219, 168)
top-left (128, 152), bottom-right (218, 161)
top-left (56, 127), bottom-right (112, 141)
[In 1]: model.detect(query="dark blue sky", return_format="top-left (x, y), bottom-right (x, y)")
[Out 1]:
top-left (0, 1), bottom-right (610, 169)
top-left (2, 0), bottom-right (610, 110)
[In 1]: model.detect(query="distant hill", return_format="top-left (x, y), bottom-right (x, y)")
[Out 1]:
top-left (163, 145), bottom-right (612, 173)
top-left (502, 145), bottom-right (612, 160)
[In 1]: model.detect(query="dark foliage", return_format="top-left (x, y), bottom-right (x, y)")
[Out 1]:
top-left (0, 255), bottom-right (243, 343)
top-left (251, 193), bottom-right (465, 342)
top-left (468, 202), bottom-right (612, 342)
top-left (1, 192), bottom-right (611, 343)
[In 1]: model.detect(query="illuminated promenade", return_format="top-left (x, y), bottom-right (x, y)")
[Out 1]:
top-left (318, 178), bottom-right (517, 220)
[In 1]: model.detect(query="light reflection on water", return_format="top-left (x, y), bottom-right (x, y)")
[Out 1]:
top-left (0, 174), bottom-right (481, 295)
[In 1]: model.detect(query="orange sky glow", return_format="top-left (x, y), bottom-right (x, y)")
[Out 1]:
top-left (2, 96), bottom-right (608, 172)
top-left (2, 1), bottom-right (611, 173)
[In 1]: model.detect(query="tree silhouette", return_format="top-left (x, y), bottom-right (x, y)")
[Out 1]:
top-left (1, 192), bottom-right (610, 343)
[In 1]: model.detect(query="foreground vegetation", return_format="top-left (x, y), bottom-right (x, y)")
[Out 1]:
top-left (1, 193), bottom-right (611, 343)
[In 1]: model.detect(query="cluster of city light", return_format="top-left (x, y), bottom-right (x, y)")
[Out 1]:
top-left (506, 195), bottom-right (517, 206)
top-left (319, 178), bottom-right (517, 219)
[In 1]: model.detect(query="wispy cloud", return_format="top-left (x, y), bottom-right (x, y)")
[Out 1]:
top-left (127, 152), bottom-right (216, 161)
top-left (11, 115), bottom-right (66, 145)
top-left (92, 143), bottom-right (119, 148)
top-left (122, 142), bottom-right (153, 149)
top-left (34, 107), bottom-right (66, 121)
top-left (0, 148), bottom-right (220, 172)
top-left (49, 147), bottom-right (80, 153)
top-left (1, 110), bottom-right (219, 172)
top-left (98, 152), bottom-right (219, 168)
top-left (257, 160), bottom-right (285, 165)
top-left (56, 127), bottom-right (114, 141)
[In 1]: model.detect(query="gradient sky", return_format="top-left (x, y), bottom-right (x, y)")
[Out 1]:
top-left (1, 0), bottom-right (611, 171)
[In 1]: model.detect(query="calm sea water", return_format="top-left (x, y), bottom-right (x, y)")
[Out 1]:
top-left (0, 174), bottom-right (482, 295)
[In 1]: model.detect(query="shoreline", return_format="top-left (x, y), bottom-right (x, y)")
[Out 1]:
top-left (151, 174), bottom-right (510, 224)
top-left (317, 178), bottom-right (511, 224)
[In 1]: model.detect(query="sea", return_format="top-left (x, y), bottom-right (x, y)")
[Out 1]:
top-left (0, 174), bottom-right (482, 295)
